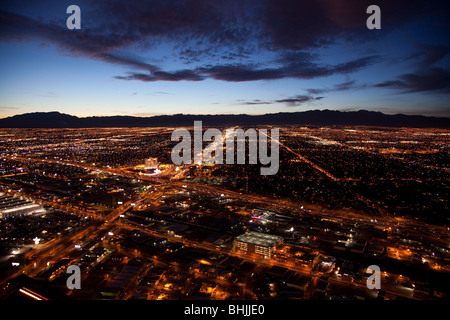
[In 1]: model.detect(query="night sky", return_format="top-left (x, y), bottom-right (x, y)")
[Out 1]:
top-left (0, 0), bottom-right (449, 118)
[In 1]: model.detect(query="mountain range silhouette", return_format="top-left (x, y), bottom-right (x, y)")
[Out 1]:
top-left (0, 110), bottom-right (448, 128)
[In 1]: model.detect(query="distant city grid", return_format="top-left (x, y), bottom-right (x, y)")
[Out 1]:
top-left (0, 126), bottom-right (448, 300)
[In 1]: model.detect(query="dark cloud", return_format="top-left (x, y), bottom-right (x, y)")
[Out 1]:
top-left (290, 56), bottom-right (379, 79)
top-left (334, 80), bottom-right (358, 91)
top-left (240, 95), bottom-right (324, 107)
top-left (307, 79), bottom-right (367, 95)
top-left (1, 0), bottom-right (448, 85)
top-left (374, 68), bottom-right (450, 94)
top-left (264, 0), bottom-right (335, 49)
top-left (92, 0), bottom-right (258, 50)
top-left (276, 95), bottom-right (324, 107)
top-left (113, 55), bottom-right (377, 83)
top-left (200, 64), bottom-right (284, 82)
top-left (115, 69), bottom-right (205, 82)
top-left (213, 55), bottom-right (378, 82)
top-left (95, 53), bottom-right (158, 72)
top-left (0, 5), bottom-right (377, 83)
top-left (416, 44), bottom-right (450, 69)
top-left (373, 42), bottom-right (450, 94)
top-left (0, 8), bottom-right (158, 73)
top-left (262, 0), bottom-right (433, 49)
top-left (84, 0), bottom-right (448, 52)
top-left (240, 100), bottom-right (273, 106)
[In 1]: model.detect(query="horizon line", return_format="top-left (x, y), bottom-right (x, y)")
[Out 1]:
top-left (2, 109), bottom-right (450, 120)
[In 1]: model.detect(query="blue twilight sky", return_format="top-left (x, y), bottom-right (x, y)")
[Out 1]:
top-left (0, 0), bottom-right (449, 118)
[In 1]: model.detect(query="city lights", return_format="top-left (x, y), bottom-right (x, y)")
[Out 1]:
top-left (0, 0), bottom-right (449, 307)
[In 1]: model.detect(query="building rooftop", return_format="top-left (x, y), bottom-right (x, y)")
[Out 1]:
top-left (235, 230), bottom-right (282, 248)
top-left (0, 195), bottom-right (31, 209)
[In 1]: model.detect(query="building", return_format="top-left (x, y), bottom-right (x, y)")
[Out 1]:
top-left (145, 158), bottom-right (158, 169)
top-left (0, 194), bottom-right (45, 219)
top-left (233, 230), bottom-right (283, 260)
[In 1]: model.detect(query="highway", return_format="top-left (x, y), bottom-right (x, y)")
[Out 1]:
top-left (257, 128), bottom-right (339, 181)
